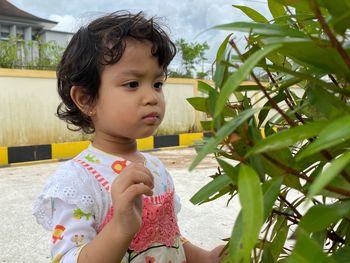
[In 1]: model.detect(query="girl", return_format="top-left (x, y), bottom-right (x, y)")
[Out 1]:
top-left (33, 11), bottom-right (224, 263)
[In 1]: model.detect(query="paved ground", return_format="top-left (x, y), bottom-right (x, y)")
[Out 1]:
top-left (0, 148), bottom-right (240, 262)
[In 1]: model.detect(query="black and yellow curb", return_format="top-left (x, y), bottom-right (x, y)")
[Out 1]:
top-left (0, 133), bottom-right (206, 167)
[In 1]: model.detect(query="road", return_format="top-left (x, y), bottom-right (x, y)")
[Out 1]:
top-left (0, 147), bottom-right (240, 262)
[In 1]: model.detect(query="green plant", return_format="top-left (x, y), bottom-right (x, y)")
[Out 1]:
top-left (0, 37), bottom-right (19, 68)
top-left (170, 38), bottom-right (210, 78)
top-left (187, 0), bottom-right (350, 262)
top-left (0, 36), bottom-right (63, 70)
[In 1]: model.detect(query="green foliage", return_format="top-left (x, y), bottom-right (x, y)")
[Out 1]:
top-left (188, 0), bottom-right (350, 262)
top-left (169, 38), bottom-right (210, 79)
top-left (0, 37), bottom-right (18, 68)
top-left (0, 36), bottom-right (64, 70)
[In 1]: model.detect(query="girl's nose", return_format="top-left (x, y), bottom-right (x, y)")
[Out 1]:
top-left (143, 88), bottom-right (158, 105)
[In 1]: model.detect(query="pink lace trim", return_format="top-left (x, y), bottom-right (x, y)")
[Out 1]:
top-left (98, 191), bottom-right (180, 253)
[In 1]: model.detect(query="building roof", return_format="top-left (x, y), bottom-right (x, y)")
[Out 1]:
top-left (0, 0), bottom-right (57, 24)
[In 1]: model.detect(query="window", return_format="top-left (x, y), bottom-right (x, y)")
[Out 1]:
top-left (1, 32), bottom-right (9, 38)
top-left (0, 25), bottom-right (10, 39)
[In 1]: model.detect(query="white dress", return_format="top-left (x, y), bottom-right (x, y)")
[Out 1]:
top-left (33, 145), bottom-right (187, 263)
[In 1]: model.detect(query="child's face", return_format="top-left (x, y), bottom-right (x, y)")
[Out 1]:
top-left (91, 39), bottom-right (166, 141)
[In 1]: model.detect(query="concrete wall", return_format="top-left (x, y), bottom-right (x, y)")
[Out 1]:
top-left (0, 69), bottom-right (203, 147)
top-left (40, 30), bottom-right (74, 47)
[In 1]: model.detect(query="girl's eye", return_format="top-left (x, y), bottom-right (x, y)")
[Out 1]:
top-left (154, 82), bottom-right (163, 89)
top-left (125, 81), bottom-right (139, 88)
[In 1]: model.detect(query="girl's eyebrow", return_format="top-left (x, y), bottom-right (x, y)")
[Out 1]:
top-left (118, 69), bottom-right (166, 78)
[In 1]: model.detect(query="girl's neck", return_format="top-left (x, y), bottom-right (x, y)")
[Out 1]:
top-left (92, 134), bottom-right (142, 162)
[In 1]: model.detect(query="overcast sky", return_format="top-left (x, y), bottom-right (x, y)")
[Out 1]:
top-left (9, 0), bottom-right (269, 70)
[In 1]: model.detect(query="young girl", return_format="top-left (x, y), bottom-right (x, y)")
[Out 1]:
top-left (33, 11), bottom-right (224, 263)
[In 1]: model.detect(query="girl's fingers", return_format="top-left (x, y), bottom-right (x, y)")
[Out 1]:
top-left (122, 183), bottom-right (153, 204)
top-left (113, 164), bottom-right (154, 193)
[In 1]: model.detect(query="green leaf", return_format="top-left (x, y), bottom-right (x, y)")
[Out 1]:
top-left (262, 150), bottom-right (302, 190)
top-left (296, 115), bottom-right (350, 160)
top-left (215, 45), bottom-right (281, 117)
top-left (186, 97), bottom-right (208, 113)
top-left (299, 201), bottom-right (350, 233)
top-left (197, 80), bottom-right (216, 95)
top-left (261, 244), bottom-right (275, 263)
top-left (306, 85), bottom-right (350, 119)
top-left (268, 0), bottom-right (287, 23)
top-left (331, 244), bottom-right (350, 263)
top-left (258, 92), bottom-right (287, 127)
top-left (214, 34), bottom-right (232, 88)
top-left (238, 164), bottom-right (264, 263)
top-left (200, 121), bottom-right (211, 131)
top-left (275, 0), bottom-right (309, 7)
top-left (189, 108), bottom-right (259, 170)
top-left (320, 0), bottom-right (350, 35)
top-left (213, 22), bottom-right (305, 37)
top-left (190, 174), bottom-right (232, 205)
top-left (287, 229), bottom-right (336, 263)
top-left (229, 212), bottom-right (244, 263)
top-left (270, 219), bottom-right (288, 260)
top-left (216, 33), bottom-right (232, 63)
top-left (217, 158), bottom-right (239, 184)
top-left (232, 5), bottom-right (269, 23)
top-left (299, 201), bottom-right (350, 232)
top-left (264, 38), bottom-right (350, 78)
top-left (266, 64), bottom-right (349, 96)
top-left (307, 151), bottom-right (350, 199)
top-left (262, 177), bottom-right (283, 220)
top-left (246, 120), bottom-right (328, 157)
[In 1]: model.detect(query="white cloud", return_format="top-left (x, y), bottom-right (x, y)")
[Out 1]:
top-left (49, 14), bottom-right (78, 33)
top-left (9, 0), bottom-right (269, 69)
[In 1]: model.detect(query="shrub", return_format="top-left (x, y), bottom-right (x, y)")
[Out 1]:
top-left (188, 0), bottom-right (350, 262)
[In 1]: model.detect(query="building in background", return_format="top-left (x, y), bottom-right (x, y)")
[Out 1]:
top-left (0, 0), bottom-right (73, 68)
top-left (0, 0), bottom-right (73, 47)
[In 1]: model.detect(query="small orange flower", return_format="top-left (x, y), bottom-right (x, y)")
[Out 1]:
top-left (145, 256), bottom-right (155, 263)
top-left (111, 160), bottom-right (127, 174)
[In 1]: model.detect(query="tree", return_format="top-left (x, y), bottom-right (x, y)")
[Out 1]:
top-left (0, 36), bottom-right (64, 70)
top-left (0, 37), bottom-right (19, 68)
top-left (170, 38), bottom-right (210, 78)
top-left (188, 0), bottom-right (350, 262)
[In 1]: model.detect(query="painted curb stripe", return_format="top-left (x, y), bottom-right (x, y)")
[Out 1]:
top-left (0, 128), bottom-right (282, 167)
top-left (0, 147), bottom-right (8, 165)
top-left (154, 135), bottom-right (179, 148)
top-left (0, 133), bottom-right (205, 166)
top-left (8, 144), bottom-right (51, 164)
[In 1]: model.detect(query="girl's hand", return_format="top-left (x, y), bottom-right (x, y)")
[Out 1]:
top-left (110, 163), bottom-right (154, 238)
top-left (209, 245), bottom-right (227, 263)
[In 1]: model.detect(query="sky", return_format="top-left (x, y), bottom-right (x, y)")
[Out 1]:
top-left (9, 0), bottom-right (269, 71)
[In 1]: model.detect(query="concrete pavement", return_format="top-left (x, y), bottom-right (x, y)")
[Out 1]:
top-left (0, 148), bottom-right (240, 262)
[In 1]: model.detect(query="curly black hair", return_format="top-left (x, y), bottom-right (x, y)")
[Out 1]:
top-left (56, 11), bottom-right (176, 133)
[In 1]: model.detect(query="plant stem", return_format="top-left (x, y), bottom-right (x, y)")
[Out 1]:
top-left (264, 69), bottom-right (305, 124)
top-left (309, 0), bottom-right (350, 71)
top-left (278, 194), bottom-right (302, 219)
top-left (229, 39), bottom-right (296, 127)
top-left (272, 209), bottom-right (299, 224)
top-left (262, 153), bottom-right (350, 197)
top-left (258, 214), bottom-right (274, 260)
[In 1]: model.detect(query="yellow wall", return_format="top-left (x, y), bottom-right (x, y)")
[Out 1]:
top-left (0, 69), bottom-right (204, 147)
top-left (0, 69), bottom-right (84, 146)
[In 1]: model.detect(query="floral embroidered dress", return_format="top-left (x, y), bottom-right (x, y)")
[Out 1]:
top-left (33, 145), bottom-right (187, 263)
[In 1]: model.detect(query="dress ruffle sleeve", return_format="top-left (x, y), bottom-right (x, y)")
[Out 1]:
top-left (32, 160), bottom-right (106, 231)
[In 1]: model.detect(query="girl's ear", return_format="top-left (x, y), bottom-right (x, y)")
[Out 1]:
top-left (70, 86), bottom-right (95, 116)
